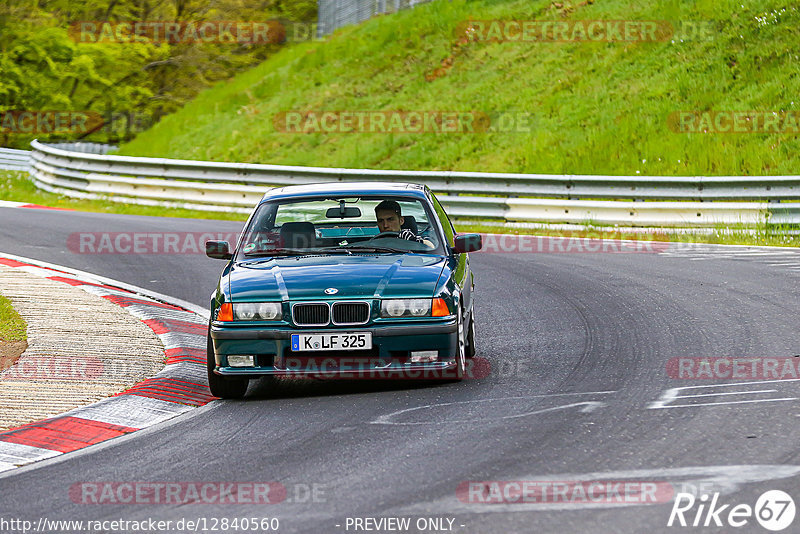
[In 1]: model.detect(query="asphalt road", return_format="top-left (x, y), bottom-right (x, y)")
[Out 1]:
top-left (1, 206), bottom-right (799, 534)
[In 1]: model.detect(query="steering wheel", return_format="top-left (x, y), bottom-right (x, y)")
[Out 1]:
top-left (368, 231), bottom-right (400, 240)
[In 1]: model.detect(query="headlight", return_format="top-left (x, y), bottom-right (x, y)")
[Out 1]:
top-left (380, 298), bottom-right (434, 318)
top-left (234, 302), bottom-right (282, 321)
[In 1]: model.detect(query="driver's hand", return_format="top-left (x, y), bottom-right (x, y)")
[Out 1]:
top-left (398, 229), bottom-right (424, 242)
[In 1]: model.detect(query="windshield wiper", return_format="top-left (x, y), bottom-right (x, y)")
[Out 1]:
top-left (345, 245), bottom-right (408, 254)
top-left (242, 247), bottom-right (353, 258)
top-left (243, 247), bottom-right (316, 257)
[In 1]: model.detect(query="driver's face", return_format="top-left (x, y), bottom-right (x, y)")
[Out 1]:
top-left (376, 210), bottom-right (403, 233)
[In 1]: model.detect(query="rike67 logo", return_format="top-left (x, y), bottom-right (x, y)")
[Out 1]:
top-left (668, 490), bottom-right (795, 531)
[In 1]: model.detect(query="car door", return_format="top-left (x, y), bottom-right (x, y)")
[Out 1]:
top-left (427, 188), bottom-right (473, 320)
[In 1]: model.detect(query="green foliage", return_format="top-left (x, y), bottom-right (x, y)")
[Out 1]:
top-left (0, 294), bottom-right (26, 343)
top-left (0, 0), bottom-right (318, 148)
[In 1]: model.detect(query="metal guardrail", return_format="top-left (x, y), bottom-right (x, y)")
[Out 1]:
top-left (27, 140), bottom-right (800, 227)
top-left (43, 142), bottom-right (117, 155)
top-left (0, 148), bottom-right (32, 172)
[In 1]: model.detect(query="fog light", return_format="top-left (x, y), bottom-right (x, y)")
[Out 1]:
top-left (228, 355), bottom-right (255, 367)
top-left (410, 351), bottom-right (438, 363)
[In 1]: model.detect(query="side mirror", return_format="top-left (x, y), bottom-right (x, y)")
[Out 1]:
top-left (206, 240), bottom-right (232, 260)
top-left (453, 234), bottom-right (482, 253)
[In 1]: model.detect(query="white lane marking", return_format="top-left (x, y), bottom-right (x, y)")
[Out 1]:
top-left (159, 332), bottom-right (206, 350)
top-left (80, 284), bottom-right (148, 300)
top-left (0, 200), bottom-right (28, 208)
top-left (62, 394), bottom-right (194, 429)
top-left (0, 441), bottom-right (62, 471)
top-left (370, 392), bottom-right (615, 425)
top-left (718, 252), bottom-right (798, 256)
top-left (373, 402), bottom-right (607, 425)
top-left (670, 378), bottom-right (800, 389)
top-left (125, 304), bottom-right (207, 325)
top-left (0, 441), bottom-right (63, 464)
top-left (0, 461), bottom-right (18, 473)
top-left (155, 363), bottom-right (207, 383)
top-left (683, 253), bottom-right (800, 260)
top-left (649, 380), bottom-right (800, 409)
top-left (673, 389), bottom-right (777, 399)
top-left (651, 398), bottom-right (797, 408)
top-left (393, 465), bottom-right (800, 514)
top-left (16, 265), bottom-right (63, 278)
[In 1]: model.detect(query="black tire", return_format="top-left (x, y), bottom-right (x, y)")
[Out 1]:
top-left (447, 310), bottom-right (466, 381)
top-left (207, 332), bottom-right (248, 399)
top-left (466, 306), bottom-right (476, 359)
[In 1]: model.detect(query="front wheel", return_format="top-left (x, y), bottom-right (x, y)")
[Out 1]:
top-left (207, 332), bottom-right (248, 399)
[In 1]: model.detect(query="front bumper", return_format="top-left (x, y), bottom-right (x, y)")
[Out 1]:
top-left (210, 319), bottom-right (458, 379)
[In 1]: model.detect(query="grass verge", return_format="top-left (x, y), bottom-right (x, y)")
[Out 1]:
top-left (0, 294), bottom-right (26, 343)
top-left (116, 0), bottom-right (800, 178)
top-left (455, 221), bottom-right (800, 247)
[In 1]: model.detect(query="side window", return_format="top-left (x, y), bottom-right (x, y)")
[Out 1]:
top-left (429, 192), bottom-right (455, 247)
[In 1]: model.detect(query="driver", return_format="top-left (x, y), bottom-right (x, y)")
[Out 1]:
top-left (374, 200), bottom-right (434, 247)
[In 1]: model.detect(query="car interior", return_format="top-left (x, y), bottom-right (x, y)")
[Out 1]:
top-left (241, 198), bottom-right (437, 254)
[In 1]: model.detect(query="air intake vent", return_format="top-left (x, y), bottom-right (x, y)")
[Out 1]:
top-left (292, 303), bottom-right (330, 326)
top-left (332, 302), bottom-right (370, 325)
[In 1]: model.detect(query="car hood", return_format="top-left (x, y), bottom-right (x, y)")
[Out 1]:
top-left (227, 254), bottom-right (446, 301)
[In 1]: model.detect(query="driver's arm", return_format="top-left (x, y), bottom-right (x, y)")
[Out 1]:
top-left (398, 229), bottom-right (434, 248)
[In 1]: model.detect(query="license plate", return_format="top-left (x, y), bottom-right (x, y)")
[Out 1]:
top-left (291, 332), bottom-right (372, 352)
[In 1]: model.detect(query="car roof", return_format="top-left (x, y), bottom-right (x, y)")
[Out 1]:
top-left (260, 182), bottom-right (428, 202)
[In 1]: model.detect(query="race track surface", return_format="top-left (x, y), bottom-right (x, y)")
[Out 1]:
top-left (1, 207), bottom-right (798, 534)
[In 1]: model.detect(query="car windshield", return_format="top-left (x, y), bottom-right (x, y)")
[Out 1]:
top-left (236, 195), bottom-right (445, 259)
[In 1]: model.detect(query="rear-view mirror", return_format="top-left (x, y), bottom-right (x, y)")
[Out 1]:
top-left (326, 206), bottom-right (362, 218)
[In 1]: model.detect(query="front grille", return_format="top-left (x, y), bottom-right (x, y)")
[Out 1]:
top-left (293, 303), bottom-right (330, 326)
top-left (332, 302), bottom-right (370, 325)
